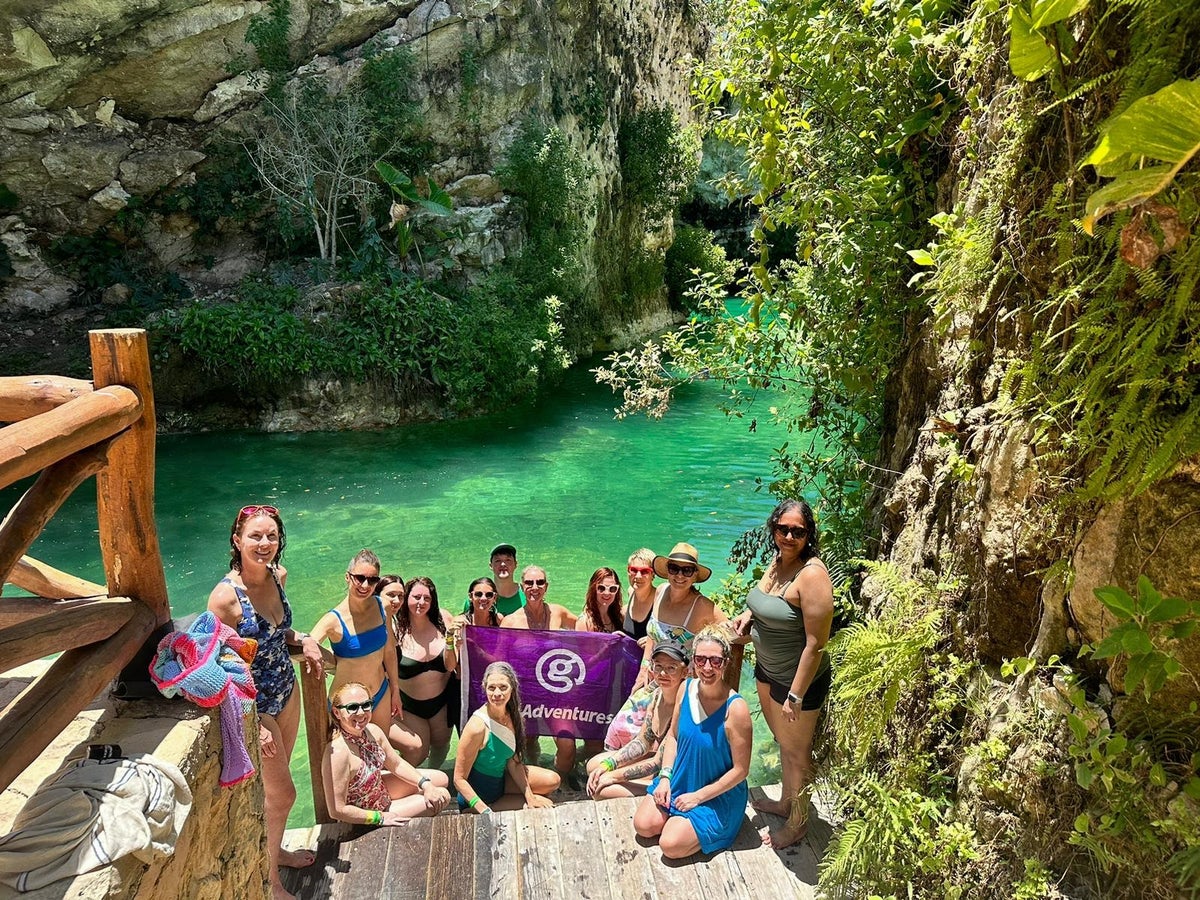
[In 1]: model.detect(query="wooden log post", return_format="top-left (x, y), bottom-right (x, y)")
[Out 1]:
top-left (0, 597), bottom-right (138, 673)
top-left (0, 601), bottom-right (156, 794)
top-left (89, 330), bottom-right (170, 627)
top-left (298, 649), bottom-right (337, 824)
top-left (7, 556), bottom-right (107, 600)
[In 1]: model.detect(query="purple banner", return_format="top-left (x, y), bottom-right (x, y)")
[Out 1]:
top-left (460, 626), bottom-right (642, 741)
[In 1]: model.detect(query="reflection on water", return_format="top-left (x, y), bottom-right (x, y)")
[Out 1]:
top-left (13, 361), bottom-right (811, 823)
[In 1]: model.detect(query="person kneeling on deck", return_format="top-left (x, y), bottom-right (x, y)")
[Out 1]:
top-left (633, 626), bottom-right (751, 858)
top-left (454, 662), bottom-right (560, 813)
top-left (323, 682), bottom-right (451, 826)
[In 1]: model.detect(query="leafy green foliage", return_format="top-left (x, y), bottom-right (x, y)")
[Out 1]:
top-left (242, 0), bottom-right (292, 92)
top-left (618, 105), bottom-right (701, 217)
top-left (664, 224), bottom-right (737, 309)
top-left (375, 162), bottom-right (453, 268)
top-left (359, 43), bottom-right (424, 166)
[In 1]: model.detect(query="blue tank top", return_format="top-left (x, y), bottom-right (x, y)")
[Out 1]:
top-left (329, 596), bottom-right (389, 658)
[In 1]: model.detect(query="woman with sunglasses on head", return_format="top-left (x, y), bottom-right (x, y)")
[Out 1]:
top-left (623, 548), bottom-right (657, 644)
top-left (454, 662), bottom-right (560, 813)
top-left (310, 551), bottom-right (420, 762)
top-left (730, 498), bottom-right (833, 850)
top-left (633, 542), bottom-right (728, 691)
top-left (575, 567), bottom-right (625, 633)
top-left (586, 641), bottom-right (687, 800)
top-left (208, 505), bottom-right (323, 900)
top-left (392, 576), bottom-right (455, 766)
top-left (634, 626), bottom-right (750, 857)
top-left (323, 682), bottom-right (451, 827)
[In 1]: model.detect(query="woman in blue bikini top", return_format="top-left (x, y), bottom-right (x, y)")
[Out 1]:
top-left (310, 549), bottom-right (414, 760)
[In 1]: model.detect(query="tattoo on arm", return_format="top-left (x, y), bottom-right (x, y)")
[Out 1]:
top-left (619, 758), bottom-right (660, 782)
top-left (614, 736), bottom-right (647, 766)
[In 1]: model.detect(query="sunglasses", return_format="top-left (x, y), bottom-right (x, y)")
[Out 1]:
top-left (628, 566), bottom-right (653, 576)
top-left (596, 585), bottom-right (620, 594)
top-left (240, 505), bottom-right (279, 518)
top-left (472, 590), bottom-right (496, 600)
top-left (693, 655), bottom-right (726, 669)
top-left (667, 563), bottom-right (697, 577)
top-left (347, 573), bottom-right (381, 587)
top-left (652, 663), bottom-right (684, 675)
top-left (522, 578), bottom-right (547, 587)
top-left (335, 701), bottom-right (372, 714)
top-left (773, 523), bottom-right (809, 540)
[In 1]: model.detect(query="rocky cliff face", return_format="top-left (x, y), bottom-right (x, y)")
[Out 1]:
top-left (0, 0), bottom-right (701, 379)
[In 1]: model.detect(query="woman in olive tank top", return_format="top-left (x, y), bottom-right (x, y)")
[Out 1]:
top-left (732, 499), bottom-right (834, 850)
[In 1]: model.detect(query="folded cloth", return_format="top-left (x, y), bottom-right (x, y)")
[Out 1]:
top-left (149, 611), bottom-right (257, 788)
top-left (0, 755), bottom-right (192, 892)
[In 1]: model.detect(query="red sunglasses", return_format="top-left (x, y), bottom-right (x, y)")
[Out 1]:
top-left (240, 505), bottom-right (280, 518)
top-left (628, 566), bottom-right (653, 576)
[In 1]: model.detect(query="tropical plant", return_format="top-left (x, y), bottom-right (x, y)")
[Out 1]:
top-left (375, 162), bottom-right (453, 270)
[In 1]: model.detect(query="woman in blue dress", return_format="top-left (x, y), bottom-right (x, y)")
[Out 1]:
top-left (634, 625), bottom-right (751, 858)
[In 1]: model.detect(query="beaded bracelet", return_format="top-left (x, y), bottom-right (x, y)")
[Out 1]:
top-left (602, 757), bottom-right (617, 772)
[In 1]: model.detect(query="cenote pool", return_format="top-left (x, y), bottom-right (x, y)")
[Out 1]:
top-left (15, 359), bottom-right (817, 825)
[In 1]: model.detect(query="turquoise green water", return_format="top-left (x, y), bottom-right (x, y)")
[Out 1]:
top-left (14, 360), bottom-right (804, 824)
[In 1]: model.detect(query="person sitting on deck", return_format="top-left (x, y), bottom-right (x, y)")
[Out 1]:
top-left (308, 550), bottom-right (422, 762)
top-left (453, 662), bottom-right (560, 813)
top-left (633, 626), bottom-right (751, 858)
top-left (323, 682), bottom-right (451, 826)
top-left (585, 640), bottom-right (687, 800)
top-left (501, 565), bottom-right (578, 774)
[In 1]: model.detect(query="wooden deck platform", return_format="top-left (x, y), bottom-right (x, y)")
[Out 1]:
top-left (282, 785), bottom-right (830, 899)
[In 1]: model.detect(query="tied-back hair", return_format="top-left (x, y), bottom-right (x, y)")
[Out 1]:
top-left (328, 681), bottom-right (372, 739)
top-left (584, 567), bottom-right (624, 633)
top-left (396, 576), bottom-right (447, 638)
top-left (229, 506), bottom-right (286, 573)
top-left (693, 624), bottom-right (732, 659)
top-left (347, 548), bottom-right (381, 572)
top-left (467, 577), bottom-right (501, 626)
top-left (482, 661), bottom-right (526, 762)
top-left (766, 498), bottom-right (820, 562)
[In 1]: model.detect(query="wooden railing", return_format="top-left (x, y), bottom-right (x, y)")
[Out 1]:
top-left (0, 330), bottom-right (169, 795)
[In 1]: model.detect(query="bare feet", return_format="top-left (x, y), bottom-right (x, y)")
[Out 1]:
top-left (762, 819), bottom-right (809, 850)
top-left (751, 796), bottom-right (791, 817)
top-left (270, 880), bottom-right (297, 900)
top-left (278, 848), bottom-right (315, 868)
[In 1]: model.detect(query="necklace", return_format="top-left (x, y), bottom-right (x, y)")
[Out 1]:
top-left (526, 602), bottom-right (550, 630)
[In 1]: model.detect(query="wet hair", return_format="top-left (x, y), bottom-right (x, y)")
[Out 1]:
top-left (229, 506), bottom-right (286, 573)
top-left (347, 548), bottom-right (381, 573)
top-left (396, 576), bottom-right (447, 638)
top-left (328, 681), bottom-right (372, 739)
top-left (693, 624), bottom-right (732, 659)
top-left (481, 662), bottom-right (526, 761)
top-left (766, 498), bottom-right (820, 562)
top-left (466, 577), bottom-right (501, 626)
top-left (628, 548), bottom-right (655, 567)
top-left (583, 568), bottom-right (624, 633)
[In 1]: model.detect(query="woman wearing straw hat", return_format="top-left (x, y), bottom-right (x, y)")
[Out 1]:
top-left (632, 543), bottom-right (728, 689)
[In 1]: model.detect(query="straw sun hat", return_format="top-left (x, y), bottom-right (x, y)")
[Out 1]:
top-left (652, 542), bottom-right (712, 583)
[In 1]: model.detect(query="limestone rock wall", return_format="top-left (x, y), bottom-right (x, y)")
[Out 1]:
top-left (0, 0), bottom-right (702, 339)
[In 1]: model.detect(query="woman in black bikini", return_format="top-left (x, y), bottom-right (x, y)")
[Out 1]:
top-left (394, 576), bottom-right (455, 767)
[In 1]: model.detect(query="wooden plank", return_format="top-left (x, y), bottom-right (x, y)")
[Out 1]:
top-left (6, 555), bottom-right (107, 600)
top-left (0, 595), bottom-right (114, 628)
top-left (0, 385), bottom-right (140, 491)
top-left (0, 375), bottom-right (93, 422)
top-left (554, 801), bottom-right (612, 899)
top-left (642, 805), bottom-right (703, 897)
top-left (0, 596), bottom-right (136, 673)
top-left (516, 805), bottom-right (562, 898)
top-left (338, 826), bottom-right (396, 900)
top-left (282, 822), bottom-right (355, 898)
top-left (0, 441), bottom-right (109, 587)
top-left (595, 797), bottom-right (656, 900)
top-left (299, 654), bottom-right (333, 823)
top-left (383, 815), bottom-right (434, 899)
top-left (428, 812), bottom-right (477, 899)
top-left (90, 329), bottom-right (170, 625)
top-left (747, 785), bottom-right (820, 895)
top-left (0, 601), bottom-right (155, 794)
top-left (728, 816), bottom-right (813, 900)
top-left (486, 810), bottom-right (520, 900)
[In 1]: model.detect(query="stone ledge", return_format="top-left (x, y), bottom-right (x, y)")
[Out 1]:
top-left (0, 667), bottom-right (270, 900)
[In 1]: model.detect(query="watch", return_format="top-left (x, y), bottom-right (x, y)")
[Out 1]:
top-left (418, 775), bottom-right (431, 790)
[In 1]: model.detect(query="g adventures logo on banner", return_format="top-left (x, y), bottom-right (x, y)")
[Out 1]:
top-left (459, 626), bottom-right (641, 741)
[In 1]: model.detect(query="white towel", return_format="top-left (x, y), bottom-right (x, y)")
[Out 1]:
top-left (0, 755), bottom-right (192, 892)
